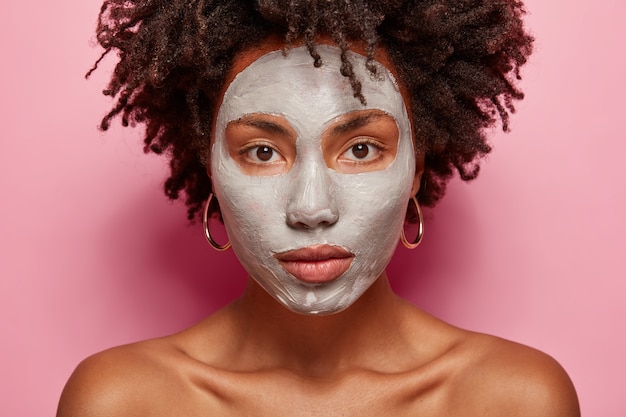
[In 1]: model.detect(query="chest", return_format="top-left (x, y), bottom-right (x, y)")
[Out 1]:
top-left (168, 369), bottom-right (457, 417)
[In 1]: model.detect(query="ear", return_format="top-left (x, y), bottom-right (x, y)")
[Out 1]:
top-left (410, 152), bottom-right (425, 196)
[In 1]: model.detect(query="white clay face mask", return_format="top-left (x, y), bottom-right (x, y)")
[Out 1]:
top-left (211, 45), bottom-right (416, 315)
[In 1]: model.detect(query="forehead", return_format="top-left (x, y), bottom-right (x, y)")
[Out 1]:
top-left (217, 45), bottom-right (406, 129)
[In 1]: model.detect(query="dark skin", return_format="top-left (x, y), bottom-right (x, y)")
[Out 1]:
top-left (57, 39), bottom-right (580, 417)
top-left (57, 279), bottom-right (579, 416)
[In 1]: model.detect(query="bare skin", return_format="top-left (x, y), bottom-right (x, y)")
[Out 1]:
top-left (57, 37), bottom-right (580, 417)
top-left (57, 274), bottom-right (579, 416)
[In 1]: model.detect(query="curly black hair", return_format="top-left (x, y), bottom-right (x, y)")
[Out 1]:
top-left (89, 0), bottom-right (533, 221)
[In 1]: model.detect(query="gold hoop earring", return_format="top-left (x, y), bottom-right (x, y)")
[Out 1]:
top-left (203, 193), bottom-right (231, 251)
top-left (401, 197), bottom-right (424, 249)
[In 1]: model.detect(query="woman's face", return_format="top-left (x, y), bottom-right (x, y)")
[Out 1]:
top-left (211, 44), bottom-right (420, 315)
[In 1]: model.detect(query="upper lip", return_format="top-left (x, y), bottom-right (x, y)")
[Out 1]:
top-left (274, 244), bottom-right (354, 262)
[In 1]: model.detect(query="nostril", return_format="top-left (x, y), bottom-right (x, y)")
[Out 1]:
top-left (293, 221), bottom-right (312, 229)
top-left (293, 220), bottom-right (330, 229)
top-left (286, 163), bottom-right (339, 229)
top-left (287, 209), bottom-right (338, 229)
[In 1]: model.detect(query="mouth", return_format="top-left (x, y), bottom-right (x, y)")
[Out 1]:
top-left (274, 245), bottom-right (355, 284)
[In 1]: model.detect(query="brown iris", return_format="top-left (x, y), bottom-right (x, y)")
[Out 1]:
top-left (257, 146), bottom-right (274, 161)
top-left (351, 143), bottom-right (369, 159)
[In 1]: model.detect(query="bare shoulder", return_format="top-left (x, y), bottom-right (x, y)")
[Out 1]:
top-left (56, 337), bottom-right (207, 417)
top-left (449, 332), bottom-right (580, 417)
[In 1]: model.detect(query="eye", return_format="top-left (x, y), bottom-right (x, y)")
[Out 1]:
top-left (340, 140), bottom-right (383, 163)
top-left (243, 144), bottom-right (284, 164)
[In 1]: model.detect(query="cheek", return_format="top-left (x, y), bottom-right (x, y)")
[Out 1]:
top-left (214, 173), bottom-right (285, 235)
top-left (334, 171), bottom-right (411, 230)
top-left (344, 160), bottom-right (413, 207)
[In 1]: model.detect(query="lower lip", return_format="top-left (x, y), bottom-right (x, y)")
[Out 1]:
top-left (279, 257), bottom-right (353, 284)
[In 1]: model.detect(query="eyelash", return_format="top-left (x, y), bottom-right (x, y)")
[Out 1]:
top-left (239, 142), bottom-right (283, 164)
top-left (340, 138), bottom-right (386, 162)
top-left (237, 137), bottom-right (386, 166)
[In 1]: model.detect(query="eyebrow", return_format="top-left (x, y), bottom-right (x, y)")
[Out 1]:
top-left (328, 112), bottom-right (388, 136)
top-left (229, 116), bottom-right (291, 136)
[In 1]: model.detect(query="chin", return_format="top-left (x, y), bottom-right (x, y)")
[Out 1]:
top-left (279, 299), bottom-right (353, 316)
top-left (270, 281), bottom-right (367, 316)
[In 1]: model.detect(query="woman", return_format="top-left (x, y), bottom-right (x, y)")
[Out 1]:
top-left (58, 0), bottom-right (579, 415)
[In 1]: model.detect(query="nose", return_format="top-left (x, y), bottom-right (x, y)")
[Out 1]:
top-left (286, 161), bottom-right (339, 229)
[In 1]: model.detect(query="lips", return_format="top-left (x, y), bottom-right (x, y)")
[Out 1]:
top-left (274, 245), bottom-right (354, 284)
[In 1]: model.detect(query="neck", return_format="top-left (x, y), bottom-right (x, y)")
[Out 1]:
top-left (225, 272), bottom-right (414, 377)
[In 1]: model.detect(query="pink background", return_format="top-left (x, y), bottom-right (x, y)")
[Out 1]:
top-left (1, 1), bottom-right (625, 415)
